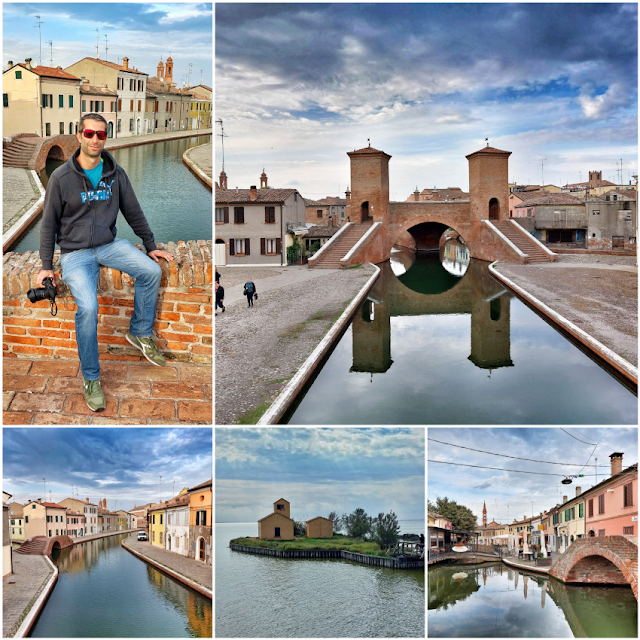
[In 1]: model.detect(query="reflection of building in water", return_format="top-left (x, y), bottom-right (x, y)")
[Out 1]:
top-left (441, 239), bottom-right (471, 276)
top-left (351, 258), bottom-right (513, 374)
top-left (186, 591), bottom-right (213, 637)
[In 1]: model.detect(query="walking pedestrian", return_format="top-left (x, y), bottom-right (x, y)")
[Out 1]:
top-left (215, 269), bottom-right (221, 283)
top-left (215, 281), bottom-right (225, 315)
top-left (243, 280), bottom-right (257, 307)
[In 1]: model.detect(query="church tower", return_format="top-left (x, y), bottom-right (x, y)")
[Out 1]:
top-left (165, 55), bottom-right (173, 83)
top-left (482, 500), bottom-right (487, 526)
top-left (157, 57), bottom-right (164, 78)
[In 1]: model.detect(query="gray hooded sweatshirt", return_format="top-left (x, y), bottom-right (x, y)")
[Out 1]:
top-left (40, 148), bottom-right (157, 271)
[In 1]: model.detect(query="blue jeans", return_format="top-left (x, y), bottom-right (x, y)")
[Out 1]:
top-left (60, 238), bottom-right (162, 381)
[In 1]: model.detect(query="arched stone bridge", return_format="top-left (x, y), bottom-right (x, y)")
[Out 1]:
top-left (549, 535), bottom-right (638, 600)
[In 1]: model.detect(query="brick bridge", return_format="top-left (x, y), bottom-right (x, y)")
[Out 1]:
top-left (15, 535), bottom-right (75, 556)
top-left (549, 535), bottom-right (638, 600)
top-left (3, 133), bottom-right (79, 173)
top-left (310, 145), bottom-right (556, 268)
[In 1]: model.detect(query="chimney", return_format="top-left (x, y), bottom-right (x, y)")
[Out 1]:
top-left (576, 486), bottom-right (582, 497)
top-left (610, 452), bottom-right (623, 476)
top-left (86, 498), bottom-right (89, 503)
top-left (25, 58), bottom-right (32, 70)
top-left (563, 496), bottom-right (567, 504)
top-left (122, 57), bottom-right (129, 70)
top-left (7, 61), bottom-right (13, 69)
top-left (250, 185), bottom-right (257, 201)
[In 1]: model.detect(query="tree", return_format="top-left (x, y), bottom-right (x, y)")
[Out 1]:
top-left (327, 511), bottom-right (342, 534)
top-left (428, 496), bottom-right (477, 532)
top-left (370, 511), bottom-right (400, 549)
top-left (293, 520), bottom-right (306, 536)
top-left (343, 508), bottom-right (372, 538)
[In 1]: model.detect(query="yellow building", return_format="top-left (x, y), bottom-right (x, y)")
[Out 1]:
top-left (306, 516), bottom-right (333, 538)
top-left (186, 85), bottom-right (211, 130)
top-left (9, 503), bottom-right (25, 542)
top-left (149, 505), bottom-right (166, 548)
top-left (2, 60), bottom-right (81, 137)
top-left (258, 498), bottom-right (294, 541)
top-left (3, 492), bottom-right (13, 580)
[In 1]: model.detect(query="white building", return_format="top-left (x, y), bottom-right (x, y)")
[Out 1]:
top-left (165, 500), bottom-right (190, 557)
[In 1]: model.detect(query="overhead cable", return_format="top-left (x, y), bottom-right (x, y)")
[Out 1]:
top-left (560, 428), bottom-right (597, 446)
top-left (428, 459), bottom-right (600, 477)
top-left (428, 438), bottom-right (609, 467)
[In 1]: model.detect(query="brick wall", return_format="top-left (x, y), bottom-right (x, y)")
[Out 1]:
top-left (3, 240), bottom-right (212, 365)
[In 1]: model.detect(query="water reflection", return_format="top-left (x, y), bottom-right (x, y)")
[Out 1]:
top-left (284, 242), bottom-right (637, 424)
top-left (428, 562), bottom-right (637, 637)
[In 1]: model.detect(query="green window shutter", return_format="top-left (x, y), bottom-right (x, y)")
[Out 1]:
top-left (82, 100), bottom-right (86, 112)
top-left (59, 95), bottom-right (64, 108)
top-left (572, 507), bottom-right (575, 520)
top-left (579, 503), bottom-right (583, 518)
top-left (69, 95), bottom-right (74, 108)
top-left (43, 94), bottom-right (47, 108)
top-left (15, 70), bottom-right (22, 79)
top-left (3, 94), bottom-right (7, 107)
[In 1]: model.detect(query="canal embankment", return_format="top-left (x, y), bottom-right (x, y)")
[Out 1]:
top-left (183, 143), bottom-right (212, 190)
top-left (230, 543), bottom-right (424, 569)
top-left (122, 537), bottom-right (212, 599)
top-left (214, 264), bottom-right (377, 424)
top-left (3, 553), bottom-right (57, 638)
top-left (492, 255), bottom-right (638, 385)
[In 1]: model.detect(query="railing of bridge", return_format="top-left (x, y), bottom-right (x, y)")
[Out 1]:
top-left (428, 543), bottom-right (503, 562)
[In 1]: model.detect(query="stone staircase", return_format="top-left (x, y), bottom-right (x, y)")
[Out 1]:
top-left (14, 536), bottom-right (48, 555)
top-left (493, 220), bottom-right (555, 263)
top-left (311, 221), bottom-right (373, 268)
top-left (3, 137), bottom-right (41, 168)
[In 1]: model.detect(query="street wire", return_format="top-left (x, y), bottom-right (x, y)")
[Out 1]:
top-left (427, 438), bottom-right (609, 467)
top-left (428, 460), bottom-right (600, 476)
top-left (560, 428), bottom-right (597, 445)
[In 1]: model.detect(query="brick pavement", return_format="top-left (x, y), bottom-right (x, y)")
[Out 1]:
top-left (3, 359), bottom-right (212, 425)
top-left (3, 553), bottom-right (53, 638)
top-left (124, 536), bottom-right (211, 590)
top-left (185, 143), bottom-right (212, 178)
top-left (3, 169), bottom-right (41, 234)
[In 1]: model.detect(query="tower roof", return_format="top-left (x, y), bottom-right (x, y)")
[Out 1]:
top-left (466, 146), bottom-right (512, 159)
top-left (347, 146), bottom-right (392, 159)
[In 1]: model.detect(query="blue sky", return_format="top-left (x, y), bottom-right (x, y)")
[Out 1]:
top-left (428, 428), bottom-right (638, 525)
top-left (216, 428), bottom-right (425, 523)
top-left (3, 428), bottom-right (213, 511)
top-left (216, 3), bottom-right (637, 199)
top-left (3, 3), bottom-right (212, 87)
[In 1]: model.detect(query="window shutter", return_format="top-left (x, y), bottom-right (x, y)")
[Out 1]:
top-left (265, 209), bottom-right (269, 223)
top-left (224, 207), bottom-right (229, 223)
top-left (261, 238), bottom-right (265, 255)
top-left (229, 240), bottom-right (235, 256)
top-left (276, 238), bottom-right (282, 254)
top-left (245, 238), bottom-right (250, 256)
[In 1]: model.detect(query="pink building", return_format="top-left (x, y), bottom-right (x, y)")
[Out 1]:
top-left (585, 452), bottom-right (637, 537)
top-left (66, 510), bottom-right (86, 537)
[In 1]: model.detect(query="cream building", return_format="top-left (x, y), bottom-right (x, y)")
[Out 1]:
top-left (23, 500), bottom-right (67, 538)
top-left (9, 502), bottom-right (25, 542)
top-left (59, 498), bottom-right (98, 534)
top-left (3, 492), bottom-right (12, 579)
top-left (3, 59), bottom-right (81, 137)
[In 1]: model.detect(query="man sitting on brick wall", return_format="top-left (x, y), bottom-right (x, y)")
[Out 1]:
top-left (34, 113), bottom-right (174, 412)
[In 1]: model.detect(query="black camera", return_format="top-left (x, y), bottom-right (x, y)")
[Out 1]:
top-left (27, 277), bottom-right (58, 315)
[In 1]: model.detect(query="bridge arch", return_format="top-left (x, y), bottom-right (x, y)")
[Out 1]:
top-left (549, 536), bottom-right (638, 600)
top-left (43, 535), bottom-right (75, 556)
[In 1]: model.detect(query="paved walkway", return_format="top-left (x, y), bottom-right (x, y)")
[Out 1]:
top-left (3, 359), bottom-right (212, 425)
top-left (71, 528), bottom-right (138, 543)
top-left (185, 143), bottom-right (212, 178)
top-left (3, 554), bottom-right (53, 638)
top-left (3, 169), bottom-right (42, 234)
top-left (104, 128), bottom-right (212, 150)
top-left (123, 536), bottom-right (211, 591)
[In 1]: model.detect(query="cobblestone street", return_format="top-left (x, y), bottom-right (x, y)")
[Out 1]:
top-left (3, 554), bottom-right (53, 638)
top-left (3, 169), bottom-right (42, 234)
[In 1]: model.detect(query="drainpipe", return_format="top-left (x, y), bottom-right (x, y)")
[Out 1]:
top-left (281, 204), bottom-right (284, 266)
top-left (38, 80), bottom-right (43, 137)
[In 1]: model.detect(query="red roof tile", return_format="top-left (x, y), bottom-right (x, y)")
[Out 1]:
top-left (14, 64), bottom-right (80, 80)
top-left (514, 193), bottom-right (584, 206)
top-left (347, 146), bottom-right (392, 158)
top-left (70, 57), bottom-right (148, 76)
top-left (215, 188), bottom-right (298, 204)
top-left (466, 146), bottom-right (512, 158)
top-left (41, 501), bottom-right (66, 509)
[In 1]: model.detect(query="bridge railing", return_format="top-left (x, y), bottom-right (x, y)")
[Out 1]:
top-left (428, 543), bottom-right (502, 561)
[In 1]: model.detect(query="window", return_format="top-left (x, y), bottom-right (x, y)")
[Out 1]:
top-left (261, 238), bottom-right (279, 255)
top-left (69, 95), bottom-right (73, 108)
top-left (623, 526), bottom-right (634, 535)
top-left (117, 119), bottom-right (121, 132)
top-left (277, 504), bottom-right (284, 510)
top-left (129, 119), bottom-right (134, 131)
top-left (59, 95), bottom-right (64, 108)
top-left (624, 482), bottom-right (634, 507)
top-left (275, 527), bottom-right (281, 538)
top-left (598, 529), bottom-right (605, 536)
top-left (59, 122), bottom-right (64, 134)
top-left (265, 206), bottom-right (276, 223)
top-left (606, 195), bottom-right (610, 201)
top-left (153, 514), bottom-right (156, 524)
top-left (15, 70), bottom-right (22, 79)
top-left (588, 499), bottom-right (593, 517)
top-left (216, 207), bottom-right (229, 223)
top-left (317, 210), bottom-right (323, 218)
top-left (598, 494), bottom-right (605, 514)
top-left (630, 237), bottom-right (636, 246)
top-left (152, 531), bottom-right (155, 542)
top-left (138, 100), bottom-right (141, 112)
top-left (118, 99), bottom-right (122, 112)
top-left (176, 537), bottom-right (179, 548)
top-left (56, 529), bottom-right (58, 535)
top-left (49, 530), bottom-right (52, 536)
top-left (552, 513), bottom-right (558, 525)
top-left (592, 209), bottom-right (600, 215)
top-left (196, 510), bottom-right (207, 526)
top-left (130, 79), bottom-right (134, 91)
top-left (612, 236), bottom-right (624, 249)
top-left (25, 516), bottom-right (28, 523)
top-left (579, 503), bottom-right (583, 518)
top-left (43, 94), bottom-right (48, 108)
top-left (3, 93), bottom-right (8, 107)
top-left (571, 507), bottom-right (575, 520)
top-left (69, 123), bottom-right (73, 134)
top-left (160, 514), bottom-right (163, 525)
top-left (165, 120), bottom-right (168, 128)
top-left (233, 207), bottom-right (245, 224)
top-left (11, 519), bottom-right (14, 525)
top-left (130, 99), bottom-right (134, 112)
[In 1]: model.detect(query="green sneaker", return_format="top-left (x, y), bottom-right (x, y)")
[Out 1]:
top-left (83, 379), bottom-right (106, 412)
top-left (126, 332), bottom-right (166, 367)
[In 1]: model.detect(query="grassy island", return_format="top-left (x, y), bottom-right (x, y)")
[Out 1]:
top-left (230, 534), bottom-right (390, 556)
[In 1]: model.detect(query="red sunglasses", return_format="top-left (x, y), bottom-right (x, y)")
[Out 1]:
top-left (83, 129), bottom-right (108, 141)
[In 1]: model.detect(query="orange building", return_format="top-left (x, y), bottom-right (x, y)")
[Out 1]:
top-left (306, 516), bottom-right (333, 538)
top-left (258, 498), bottom-right (294, 541)
top-left (188, 479), bottom-right (211, 565)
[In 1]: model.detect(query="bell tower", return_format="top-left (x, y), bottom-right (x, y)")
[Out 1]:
top-left (165, 55), bottom-right (173, 83)
top-left (482, 500), bottom-right (487, 526)
top-left (466, 145), bottom-right (512, 223)
top-left (346, 142), bottom-right (391, 224)
top-left (157, 56), bottom-right (164, 78)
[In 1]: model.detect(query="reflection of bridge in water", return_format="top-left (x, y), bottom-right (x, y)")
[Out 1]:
top-left (352, 249), bottom-right (514, 375)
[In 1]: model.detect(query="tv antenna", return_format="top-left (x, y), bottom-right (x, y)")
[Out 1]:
top-left (200, 69), bottom-right (203, 83)
top-left (45, 41), bottom-right (53, 66)
top-left (187, 63), bottom-right (192, 87)
top-left (540, 159), bottom-right (548, 190)
top-left (34, 15), bottom-right (44, 66)
top-left (103, 34), bottom-right (109, 61)
top-left (95, 29), bottom-right (100, 58)
top-left (42, 478), bottom-right (47, 499)
top-left (216, 119), bottom-right (228, 171)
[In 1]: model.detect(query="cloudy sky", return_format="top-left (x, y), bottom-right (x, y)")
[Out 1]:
top-left (428, 427), bottom-right (638, 525)
top-left (3, 3), bottom-right (212, 87)
top-left (216, 3), bottom-right (637, 199)
top-left (3, 427), bottom-right (212, 511)
top-left (216, 428), bottom-right (425, 523)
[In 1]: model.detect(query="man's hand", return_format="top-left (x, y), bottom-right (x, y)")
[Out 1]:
top-left (36, 270), bottom-right (56, 288)
top-left (147, 250), bottom-right (174, 263)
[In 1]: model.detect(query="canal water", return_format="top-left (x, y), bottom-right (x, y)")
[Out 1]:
top-left (428, 562), bottom-right (637, 637)
top-left (11, 136), bottom-right (212, 253)
top-left (29, 533), bottom-right (212, 637)
top-left (284, 241), bottom-right (637, 424)
top-left (216, 521), bottom-right (425, 637)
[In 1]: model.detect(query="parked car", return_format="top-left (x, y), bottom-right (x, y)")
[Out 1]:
top-left (137, 531), bottom-right (148, 541)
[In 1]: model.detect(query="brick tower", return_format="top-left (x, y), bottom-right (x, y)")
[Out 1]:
top-left (482, 500), bottom-right (487, 526)
top-left (165, 56), bottom-right (173, 83)
top-left (157, 57), bottom-right (164, 78)
top-left (466, 145), bottom-right (512, 223)
top-left (347, 143), bottom-right (391, 224)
